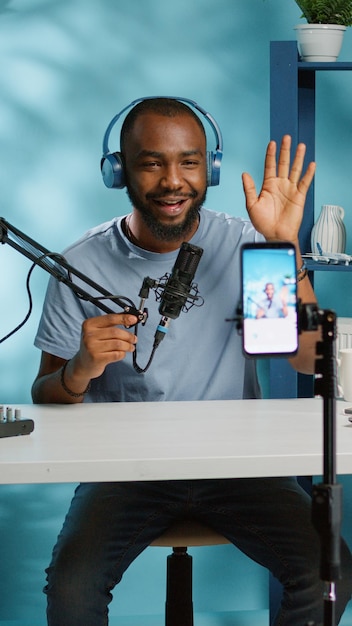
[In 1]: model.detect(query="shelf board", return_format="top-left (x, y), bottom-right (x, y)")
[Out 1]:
top-left (298, 61), bottom-right (352, 71)
top-left (305, 260), bottom-right (352, 272)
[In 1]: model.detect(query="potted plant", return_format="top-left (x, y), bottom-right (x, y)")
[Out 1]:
top-left (294, 0), bottom-right (352, 61)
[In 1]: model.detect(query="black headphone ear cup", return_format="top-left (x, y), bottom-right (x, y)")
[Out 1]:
top-left (101, 152), bottom-right (126, 189)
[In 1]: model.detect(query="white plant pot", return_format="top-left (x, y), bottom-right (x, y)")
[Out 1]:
top-left (294, 23), bottom-right (346, 62)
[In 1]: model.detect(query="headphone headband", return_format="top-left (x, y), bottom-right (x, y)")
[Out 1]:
top-left (100, 96), bottom-right (223, 189)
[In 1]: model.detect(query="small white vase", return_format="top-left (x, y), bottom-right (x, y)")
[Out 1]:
top-left (294, 23), bottom-right (346, 62)
top-left (311, 204), bottom-right (346, 254)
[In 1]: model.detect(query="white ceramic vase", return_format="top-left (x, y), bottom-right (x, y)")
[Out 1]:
top-left (294, 24), bottom-right (346, 62)
top-left (311, 204), bottom-right (346, 254)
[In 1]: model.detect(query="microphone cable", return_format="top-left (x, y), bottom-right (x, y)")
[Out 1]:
top-left (0, 261), bottom-right (36, 344)
top-left (0, 252), bottom-right (67, 344)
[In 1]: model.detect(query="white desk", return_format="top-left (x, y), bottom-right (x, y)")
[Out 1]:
top-left (0, 398), bottom-right (351, 484)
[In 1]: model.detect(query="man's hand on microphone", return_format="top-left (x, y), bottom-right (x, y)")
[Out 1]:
top-left (74, 313), bottom-right (138, 380)
top-left (31, 313), bottom-right (138, 404)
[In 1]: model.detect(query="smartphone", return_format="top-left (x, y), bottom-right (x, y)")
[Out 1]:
top-left (240, 242), bottom-right (298, 357)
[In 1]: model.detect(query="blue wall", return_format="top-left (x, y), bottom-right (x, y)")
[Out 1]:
top-left (1, 0), bottom-right (352, 622)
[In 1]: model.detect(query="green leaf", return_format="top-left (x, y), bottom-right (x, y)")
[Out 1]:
top-left (294, 0), bottom-right (352, 26)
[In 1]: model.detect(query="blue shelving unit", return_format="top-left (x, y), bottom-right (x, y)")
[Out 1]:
top-left (269, 41), bottom-right (352, 399)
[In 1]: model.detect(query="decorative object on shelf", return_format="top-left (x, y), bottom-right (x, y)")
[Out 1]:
top-left (337, 317), bottom-right (352, 351)
top-left (311, 204), bottom-right (346, 254)
top-left (337, 347), bottom-right (352, 401)
top-left (293, 0), bottom-right (352, 61)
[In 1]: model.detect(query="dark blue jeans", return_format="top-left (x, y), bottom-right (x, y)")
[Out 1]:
top-left (44, 477), bottom-right (352, 625)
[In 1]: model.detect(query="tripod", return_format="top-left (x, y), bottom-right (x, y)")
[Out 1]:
top-left (307, 307), bottom-right (342, 626)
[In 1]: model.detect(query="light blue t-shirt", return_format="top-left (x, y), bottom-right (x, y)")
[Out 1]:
top-left (257, 295), bottom-right (286, 319)
top-left (34, 207), bottom-right (262, 402)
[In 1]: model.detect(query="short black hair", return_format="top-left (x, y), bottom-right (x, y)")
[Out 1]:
top-left (120, 97), bottom-right (206, 153)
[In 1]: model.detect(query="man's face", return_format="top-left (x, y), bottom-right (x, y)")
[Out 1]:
top-left (265, 283), bottom-right (275, 300)
top-left (123, 112), bottom-right (208, 242)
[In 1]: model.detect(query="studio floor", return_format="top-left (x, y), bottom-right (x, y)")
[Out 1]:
top-left (2, 607), bottom-right (352, 626)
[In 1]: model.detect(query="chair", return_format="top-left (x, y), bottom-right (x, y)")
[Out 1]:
top-left (151, 520), bottom-right (230, 626)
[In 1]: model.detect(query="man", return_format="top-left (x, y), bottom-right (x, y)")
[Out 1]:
top-left (32, 98), bottom-right (352, 625)
top-left (256, 282), bottom-right (288, 318)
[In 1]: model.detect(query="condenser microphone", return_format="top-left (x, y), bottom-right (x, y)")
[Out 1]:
top-left (154, 242), bottom-right (203, 347)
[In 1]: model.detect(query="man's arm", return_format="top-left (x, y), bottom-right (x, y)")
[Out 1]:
top-left (32, 313), bottom-right (138, 404)
top-left (242, 135), bottom-right (319, 374)
top-left (288, 246), bottom-right (320, 375)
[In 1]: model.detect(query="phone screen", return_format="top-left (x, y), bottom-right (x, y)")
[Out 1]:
top-left (241, 242), bottom-right (298, 357)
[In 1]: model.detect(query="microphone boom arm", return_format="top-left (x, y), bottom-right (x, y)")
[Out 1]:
top-left (1, 219), bottom-right (203, 375)
top-left (0, 217), bottom-right (145, 320)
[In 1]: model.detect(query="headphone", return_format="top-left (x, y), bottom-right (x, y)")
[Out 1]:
top-left (100, 96), bottom-right (223, 189)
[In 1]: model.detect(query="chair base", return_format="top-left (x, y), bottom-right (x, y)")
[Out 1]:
top-left (152, 521), bottom-right (230, 626)
top-left (166, 547), bottom-right (193, 626)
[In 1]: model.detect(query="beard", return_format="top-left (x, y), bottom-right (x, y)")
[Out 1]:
top-left (125, 185), bottom-right (207, 242)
